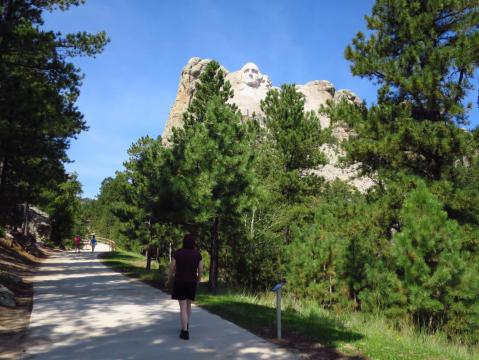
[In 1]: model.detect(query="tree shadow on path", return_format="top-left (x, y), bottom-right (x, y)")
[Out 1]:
top-left (24, 251), bottom-right (300, 359)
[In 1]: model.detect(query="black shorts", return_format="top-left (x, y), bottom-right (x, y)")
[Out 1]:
top-left (172, 281), bottom-right (197, 301)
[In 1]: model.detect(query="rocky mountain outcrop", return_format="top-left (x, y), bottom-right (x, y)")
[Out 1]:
top-left (162, 57), bottom-right (373, 192)
top-left (162, 58), bottom-right (213, 145)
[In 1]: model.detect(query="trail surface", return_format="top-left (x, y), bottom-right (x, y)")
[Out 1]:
top-left (25, 244), bottom-right (297, 359)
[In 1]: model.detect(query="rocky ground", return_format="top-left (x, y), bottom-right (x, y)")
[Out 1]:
top-left (0, 234), bottom-right (48, 359)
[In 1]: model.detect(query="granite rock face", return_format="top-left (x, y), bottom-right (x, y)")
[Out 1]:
top-left (296, 80), bottom-right (336, 129)
top-left (334, 89), bottom-right (363, 106)
top-left (162, 58), bottom-right (214, 145)
top-left (162, 58), bottom-right (373, 191)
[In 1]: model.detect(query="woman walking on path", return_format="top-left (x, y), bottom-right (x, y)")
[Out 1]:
top-left (166, 234), bottom-right (203, 340)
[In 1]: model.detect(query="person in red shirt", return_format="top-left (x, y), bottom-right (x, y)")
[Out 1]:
top-left (166, 234), bottom-right (203, 340)
top-left (74, 235), bottom-right (81, 253)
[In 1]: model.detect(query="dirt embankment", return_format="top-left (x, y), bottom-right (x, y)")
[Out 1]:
top-left (0, 234), bottom-right (49, 359)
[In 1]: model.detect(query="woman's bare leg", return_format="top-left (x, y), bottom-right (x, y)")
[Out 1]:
top-left (178, 300), bottom-right (188, 331)
top-left (186, 299), bottom-right (192, 327)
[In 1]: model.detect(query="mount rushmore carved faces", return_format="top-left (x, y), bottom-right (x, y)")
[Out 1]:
top-left (238, 63), bottom-right (272, 89)
top-left (241, 63), bottom-right (261, 87)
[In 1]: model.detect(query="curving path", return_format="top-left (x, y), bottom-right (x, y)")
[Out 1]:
top-left (24, 244), bottom-right (297, 359)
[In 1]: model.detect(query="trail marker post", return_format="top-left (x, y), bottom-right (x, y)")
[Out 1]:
top-left (271, 279), bottom-right (286, 340)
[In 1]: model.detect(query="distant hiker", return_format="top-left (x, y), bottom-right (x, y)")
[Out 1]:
top-left (166, 234), bottom-right (203, 340)
top-left (90, 235), bottom-right (97, 253)
top-left (74, 235), bottom-right (82, 253)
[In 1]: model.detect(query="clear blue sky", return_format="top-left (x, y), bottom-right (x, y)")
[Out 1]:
top-left (43, 0), bottom-right (478, 198)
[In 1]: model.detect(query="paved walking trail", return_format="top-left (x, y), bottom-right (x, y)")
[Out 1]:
top-left (25, 244), bottom-right (297, 359)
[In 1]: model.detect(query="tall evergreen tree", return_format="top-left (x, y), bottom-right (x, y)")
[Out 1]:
top-left (40, 173), bottom-right (82, 247)
top-left (391, 181), bottom-right (479, 338)
top-left (348, 0), bottom-right (478, 123)
top-left (88, 174), bottom-right (141, 250)
top-left (257, 84), bottom-right (329, 281)
top-left (328, 0), bottom-right (478, 181)
top-left (260, 84), bottom-right (328, 202)
top-left (0, 0), bottom-right (108, 224)
top-left (323, 1), bottom-right (479, 340)
top-left (285, 182), bottom-right (384, 309)
top-left (106, 171), bottom-right (150, 253)
top-left (165, 61), bottom-right (256, 292)
top-left (123, 136), bottom-right (181, 268)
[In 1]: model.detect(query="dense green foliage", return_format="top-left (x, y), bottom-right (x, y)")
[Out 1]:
top-left (40, 173), bottom-right (82, 245)
top-left (101, 249), bottom-right (479, 360)
top-left (322, 0), bottom-right (479, 342)
top-left (261, 84), bottom-right (328, 201)
top-left (151, 62), bottom-right (256, 290)
top-left (0, 0), bottom-right (108, 244)
top-left (84, 0), bottom-right (478, 346)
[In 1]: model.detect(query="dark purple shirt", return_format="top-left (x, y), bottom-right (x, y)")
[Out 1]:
top-left (173, 248), bottom-right (202, 282)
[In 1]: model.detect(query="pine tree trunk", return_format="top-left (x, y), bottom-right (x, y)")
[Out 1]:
top-left (22, 202), bottom-right (29, 236)
top-left (209, 217), bottom-right (219, 293)
top-left (146, 220), bottom-right (153, 271)
top-left (146, 246), bottom-right (152, 271)
top-left (250, 207), bottom-right (255, 238)
top-left (0, 153), bottom-right (8, 198)
top-left (0, 157), bottom-right (4, 189)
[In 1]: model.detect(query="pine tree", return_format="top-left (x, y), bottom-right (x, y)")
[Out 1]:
top-left (323, 2), bottom-right (479, 339)
top-left (285, 182), bottom-right (384, 309)
top-left (257, 84), bottom-right (329, 284)
top-left (165, 61), bottom-right (256, 292)
top-left (123, 136), bottom-right (181, 268)
top-left (89, 174), bottom-right (141, 251)
top-left (328, 0), bottom-right (478, 181)
top-left (260, 84), bottom-right (328, 202)
top-left (392, 181), bottom-right (479, 338)
top-left (0, 0), bottom-right (108, 225)
top-left (40, 173), bottom-right (82, 247)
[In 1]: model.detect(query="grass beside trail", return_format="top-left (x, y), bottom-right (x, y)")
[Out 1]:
top-left (100, 250), bottom-right (478, 360)
top-left (99, 250), bottom-right (168, 284)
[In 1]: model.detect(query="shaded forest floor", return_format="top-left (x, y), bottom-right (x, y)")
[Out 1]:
top-left (0, 235), bottom-right (50, 359)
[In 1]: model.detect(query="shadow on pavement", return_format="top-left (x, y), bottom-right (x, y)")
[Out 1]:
top-left (25, 251), bottom-right (299, 360)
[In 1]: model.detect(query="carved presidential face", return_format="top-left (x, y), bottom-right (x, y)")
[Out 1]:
top-left (240, 63), bottom-right (261, 87)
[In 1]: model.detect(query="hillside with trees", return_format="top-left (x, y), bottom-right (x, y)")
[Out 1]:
top-left (84, 0), bottom-right (479, 346)
top-left (0, 0), bottom-right (108, 246)
top-left (37, 0), bottom-right (479, 348)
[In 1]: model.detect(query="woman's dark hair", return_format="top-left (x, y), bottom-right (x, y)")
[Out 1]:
top-left (183, 234), bottom-right (196, 249)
